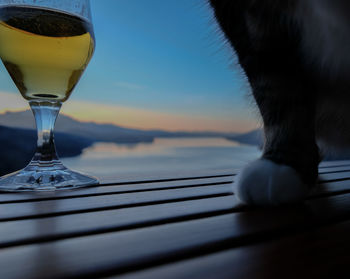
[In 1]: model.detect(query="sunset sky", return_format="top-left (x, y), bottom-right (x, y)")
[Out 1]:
top-left (0, 0), bottom-right (259, 132)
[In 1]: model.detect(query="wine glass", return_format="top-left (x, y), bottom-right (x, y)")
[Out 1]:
top-left (0, 0), bottom-right (99, 191)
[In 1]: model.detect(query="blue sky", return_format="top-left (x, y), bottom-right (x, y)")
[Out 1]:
top-left (0, 0), bottom-right (258, 132)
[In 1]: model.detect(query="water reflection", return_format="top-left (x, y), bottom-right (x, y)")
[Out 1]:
top-left (62, 137), bottom-right (261, 179)
top-left (80, 138), bottom-right (242, 158)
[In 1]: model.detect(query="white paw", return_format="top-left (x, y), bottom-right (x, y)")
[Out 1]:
top-left (233, 159), bottom-right (309, 206)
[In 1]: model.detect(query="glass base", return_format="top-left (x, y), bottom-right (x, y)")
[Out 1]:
top-left (0, 162), bottom-right (99, 192)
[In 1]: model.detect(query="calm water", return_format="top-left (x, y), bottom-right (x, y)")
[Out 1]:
top-left (62, 137), bottom-right (261, 181)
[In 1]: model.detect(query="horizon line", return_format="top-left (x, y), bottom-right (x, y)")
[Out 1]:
top-left (0, 108), bottom-right (260, 135)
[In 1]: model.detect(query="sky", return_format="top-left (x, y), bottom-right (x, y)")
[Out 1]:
top-left (0, 0), bottom-right (259, 133)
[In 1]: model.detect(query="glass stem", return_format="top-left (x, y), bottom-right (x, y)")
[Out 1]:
top-left (29, 100), bottom-right (62, 165)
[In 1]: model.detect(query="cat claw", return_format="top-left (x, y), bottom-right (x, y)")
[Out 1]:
top-left (233, 159), bottom-right (310, 206)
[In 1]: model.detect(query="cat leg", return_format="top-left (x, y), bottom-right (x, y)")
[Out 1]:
top-left (234, 89), bottom-right (320, 206)
top-left (208, 0), bottom-right (320, 205)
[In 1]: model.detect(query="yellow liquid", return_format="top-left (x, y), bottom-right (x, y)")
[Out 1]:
top-left (0, 6), bottom-right (95, 102)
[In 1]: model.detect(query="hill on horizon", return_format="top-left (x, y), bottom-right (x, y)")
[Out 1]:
top-left (0, 125), bottom-right (93, 176)
top-left (227, 129), bottom-right (264, 148)
top-left (0, 110), bottom-right (259, 176)
top-left (0, 110), bottom-right (241, 144)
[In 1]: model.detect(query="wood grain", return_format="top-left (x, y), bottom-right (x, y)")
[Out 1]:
top-left (1, 192), bottom-right (350, 278)
top-left (0, 175), bottom-right (234, 203)
top-left (118, 220), bottom-right (350, 279)
top-left (0, 164), bottom-right (349, 278)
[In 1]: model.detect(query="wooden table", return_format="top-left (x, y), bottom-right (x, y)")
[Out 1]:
top-left (1, 161), bottom-right (350, 278)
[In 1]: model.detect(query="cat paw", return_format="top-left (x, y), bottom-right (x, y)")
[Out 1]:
top-left (233, 159), bottom-right (309, 206)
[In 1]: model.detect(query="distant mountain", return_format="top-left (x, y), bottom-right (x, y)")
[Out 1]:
top-left (2, 110), bottom-right (350, 177)
top-left (227, 129), bottom-right (264, 147)
top-left (0, 110), bottom-right (154, 144)
top-left (0, 125), bottom-right (93, 175)
top-left (0, 110), bottom-right (239, 143)
top-left (0, 110), bottom-right (241, 176)
top-left (226, 129), bottom-right (350, 161)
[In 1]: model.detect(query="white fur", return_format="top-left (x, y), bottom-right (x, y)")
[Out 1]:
top-left (233, 159), bottom-right (309, 206)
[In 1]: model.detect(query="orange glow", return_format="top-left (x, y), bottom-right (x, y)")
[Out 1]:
top-left (63, 100), bottom-right (258, 132)
top-left (0, 91), bottom-right (258, 133)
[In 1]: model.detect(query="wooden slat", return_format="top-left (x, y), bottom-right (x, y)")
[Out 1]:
top-left (0, 174), bottom-right (349, 222)
top-left (0, 196), bottom-right (239, 248)
top-left (118, 220), bottom-right (350, 279)
top-left (318, 165), bottom-right (350, 173)
top-left (0, 175), bottom-right (234, 203)
top-left (319, 160), bottom-right (350, 168)
top-left (1, 192), bottom-right (350, 278)
top-left (1, 160), bottom-right (346, 204)
top-left (313, 180), bottom-right (350, 197)
top-left (0, 165), bottom-right (349, 279)
top-left (318, 171), bottom-right (350, 182)
top-left (0, 184), bottom-right (233, 221)
top-left (98, 169), bottom-right (235, 184)
top-left (0, 167), bottom-right (348, 205)
top-left (0, 177), bottom-right (349, 249)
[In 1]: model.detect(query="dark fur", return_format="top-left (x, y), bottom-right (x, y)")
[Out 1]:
top-left (209, 0), bottom-right (350, 186)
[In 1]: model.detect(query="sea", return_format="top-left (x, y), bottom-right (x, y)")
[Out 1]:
top-left (61, 137), bottom-right (262, 181)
